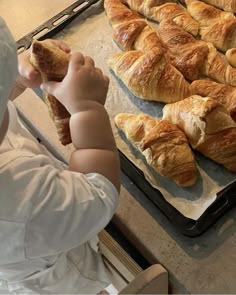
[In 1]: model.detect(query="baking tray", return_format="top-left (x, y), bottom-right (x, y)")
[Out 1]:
top-left (16, 0), bottom-right (236, 237)
top-left (16, 0), bottom-right (100, 52)
top-left (120, 152), bottom-right (236, 237)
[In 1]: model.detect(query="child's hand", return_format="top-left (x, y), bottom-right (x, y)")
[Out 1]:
top-left (41, 52), bottom-right (109, 114)
top-left (17, 39), bottom-right (70, 89)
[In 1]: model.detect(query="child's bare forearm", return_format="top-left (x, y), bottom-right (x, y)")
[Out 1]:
top-left (70, 101), bottom-right (116, 151)
top-left (69, 101), bottom-right (120, 192)
top-left (69, 149), bottom-right (120, 192)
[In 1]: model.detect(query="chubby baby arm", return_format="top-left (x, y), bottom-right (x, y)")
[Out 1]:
top-left (42, 52), bottom-right (120, 193)
top-left (69, 102), bottom-right (120, 192)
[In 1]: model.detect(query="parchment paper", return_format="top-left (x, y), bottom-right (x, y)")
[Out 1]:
top-left (55, 1), bottom-right (236, 220)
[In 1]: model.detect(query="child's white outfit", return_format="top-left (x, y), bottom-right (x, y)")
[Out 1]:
top-left (0, 17), bottom-right (119, 294)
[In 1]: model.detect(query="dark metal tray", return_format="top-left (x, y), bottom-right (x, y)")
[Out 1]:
top-left (120, 152), bottom-right (236, 237)
top-left (16, 0), bottom-right (100, 51)
top-left (16, 0), bottom-right (236, 237)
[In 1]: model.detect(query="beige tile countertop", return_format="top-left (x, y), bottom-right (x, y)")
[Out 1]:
top-left (2, 1), bottom-right (236, 294)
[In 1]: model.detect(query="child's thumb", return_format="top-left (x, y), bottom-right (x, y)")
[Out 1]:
top-left (40, 81), bottom-right (59, 96)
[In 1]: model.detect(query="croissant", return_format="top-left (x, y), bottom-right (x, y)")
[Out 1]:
top-left (156, 19), bottom-right (236, 86)
top-left (30, 40), bottom-right (71, 145)
top-left (122, 0), bottom-right (199, 36)
top-left (104, 0), bottom-right (168, 53)
top-left (108, 48), bottom-right (192, 103)
top-left (158, 19), bottom-right (209, 81)
top-left (191, 79), bottom-right (236, 121)
top-left (156, 18), bottom-right (236, 86)
top-left (185, 0), bottom-right (234, 27)
top-left (201, 42), bottom-right (236, 87)
top-left (163, 95), bottom-right (236, 172)
top-left (201, 20), bottom-right (236, 52)
top-left (226, 48), bottom-right (236, 68)
top-left (199, 0), bottom-right (236, 13)
top-left (185, 0), bottom-right (236, 51)
top-left (115, 113), bottom-right (198, 186)
top-left (120, 0), bottom-right (176, 13)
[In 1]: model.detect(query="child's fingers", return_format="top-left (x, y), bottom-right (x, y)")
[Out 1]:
top-left (95, 67), bottom-right (108, 81)
top-left (19, 63), bottom-right (39, 80)
top-left (95, 67), bottom-right (103, 74)
top-left (84, 56), bottom-right (95, 67)
top-left (27, 69), bottom-right (41, 81)
top-left (103, 74), bottom-right (110, 86)
top-left (58, 43), bottom-right (71, 53)
top-left (18, 49), bottom-right (42, 80)
top-left (68, 52), bottom-right (85, 72)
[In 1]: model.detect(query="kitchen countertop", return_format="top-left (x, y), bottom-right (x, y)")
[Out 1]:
top-left (2, 1), bottom-right (236, 293)
top-left (1, 0), bottom-right (76, 41)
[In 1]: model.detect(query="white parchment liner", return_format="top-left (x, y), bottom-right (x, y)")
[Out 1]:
top-left (56, 3), bottom-right (236, 220)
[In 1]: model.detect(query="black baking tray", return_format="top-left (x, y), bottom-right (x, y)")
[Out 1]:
top-left (16, 0), bottom-right (236, 237)
top-left (119, 152), bottom-right (236, 237)
top-left (16, 0), bottom-right (100, 51)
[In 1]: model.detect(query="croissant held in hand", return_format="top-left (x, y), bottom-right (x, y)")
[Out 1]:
top-left (115, 113), bottom-right (198, 186)
top-left (104, 0), bottom-right (168, 53)
top-left (191, 79), bottom-right (236, 121)
top-left (30, 40), bottom-right (71, 145)
top-left (163, 95), bottom-right (236, 172)
top-left (108, 47), bottom-right (192, 103)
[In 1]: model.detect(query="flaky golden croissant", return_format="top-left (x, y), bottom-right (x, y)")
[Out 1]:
top-left (115, 113), bottom-right (198, 186)
top-left (157, 18), bottom-right (236, 86)
top-left (163, 95), bottom-right (236, 172)
top-left (122, 0), bottom-right (199, 36)
top-left (30, 40), bottom-right (71, 145)
top-left (200, 20), bottom-right (236, 52)
top-left (226, 48), bottom-right (236, 68)
top-left (121, 0), bottom-right (176, 12)
top-left (108, 48), bottom-right (192, 103)
top-left (158, 19), bottom-right (209, 81)
top-left (201, 42), bottom-right (236, 87)
top-left (191, 79), bottom-right (236, 121)
top-left (200, 0), bottom-right (236, 13)
top-left (104, 0), bottom-right (168, 53)
top-left (185, 0), bottom-right (236, 51)
top-left (156, 19), bottom-right (236, 86)
top-left (185, 0), bottom-right (234, 27)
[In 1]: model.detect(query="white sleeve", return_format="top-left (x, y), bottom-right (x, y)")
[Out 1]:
top-left (8, 156), bottom-right (119, 258)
